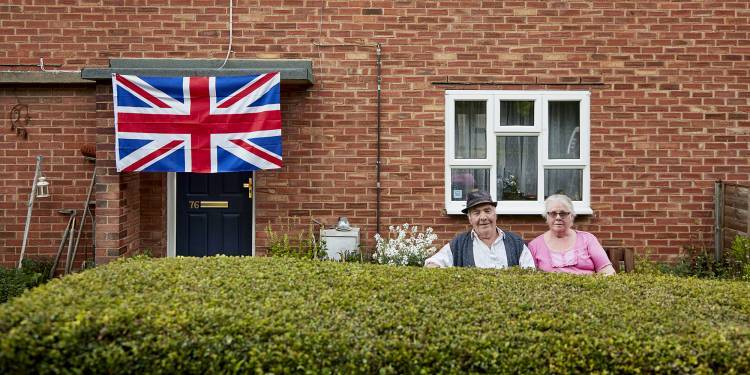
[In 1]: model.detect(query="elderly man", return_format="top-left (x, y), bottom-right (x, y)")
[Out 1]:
top-left (425, 191), bottom-right (535, 269)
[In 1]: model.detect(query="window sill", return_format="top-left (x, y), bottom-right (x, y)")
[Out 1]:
top-left (446, 202), bottom-right (593, 216)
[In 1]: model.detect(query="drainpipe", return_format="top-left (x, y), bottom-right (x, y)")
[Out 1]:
top-left (375, 43), bottom-right (382, 236)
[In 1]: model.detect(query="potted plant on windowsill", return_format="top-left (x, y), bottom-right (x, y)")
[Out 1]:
top-left (502, 174), bottom-right (522, 200)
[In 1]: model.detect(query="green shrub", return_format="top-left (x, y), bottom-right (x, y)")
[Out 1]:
top-left (265, 222), bottom-right (327, 260)
top-left (633, 248), bottom-right (665, 275)
top-left (0, 257), bottom-right (53, 304)
top-left (0, 268), bottom-right (37, 304)
top-left (675, 247), bottom-right (732, 279)
top-left (20, 257), bottom-right (54, 279)
top-left (339, 246), bottom-right (372, 263)
top-left (729, 235), bottom-right (750, 281)
top-left (652, 238), bottom-right (750, 281)
top-left (131, 248), bottom-right (153, 258)
top-left (1, 257), bottom-right (749, 373)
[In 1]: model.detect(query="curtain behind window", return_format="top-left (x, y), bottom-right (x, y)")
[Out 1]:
top-left (500, 100), bottom-right (534, 126)
top-left (497, 136), bottom-right (537, 200)
top-left (547, 101), bottom-right (581, 199)
top-left (548, 101), bottom-right (580, 159)
top-left (455, 101), bottom-right (486, 159)
top-left (545, 169), bottom-right (582, 200)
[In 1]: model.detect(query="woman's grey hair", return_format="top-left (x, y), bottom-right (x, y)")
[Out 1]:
top-left (543, 194), bottom-right (576, 220)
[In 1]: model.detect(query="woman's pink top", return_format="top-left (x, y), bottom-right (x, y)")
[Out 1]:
top-left (528, 230), bottom-right (611, 275)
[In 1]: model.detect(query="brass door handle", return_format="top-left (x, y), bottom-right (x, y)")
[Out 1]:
top-left (242, 178), bottom-right (253, 198)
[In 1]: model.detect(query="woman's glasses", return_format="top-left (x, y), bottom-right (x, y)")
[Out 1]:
top-left (547, 211), bottom-right (571, 219)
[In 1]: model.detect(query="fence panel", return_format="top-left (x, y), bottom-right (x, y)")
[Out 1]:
top-left (719, 182), bottom-right (750, 255)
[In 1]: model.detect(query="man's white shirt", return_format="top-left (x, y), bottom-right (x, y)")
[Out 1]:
top-left (424, 228), bottom-right (536, 269)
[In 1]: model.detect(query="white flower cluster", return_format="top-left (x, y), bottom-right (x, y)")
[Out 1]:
top-left (374, 223), bottom-right (438, 266)
top-left (503, 174), bottom-right (518, 189)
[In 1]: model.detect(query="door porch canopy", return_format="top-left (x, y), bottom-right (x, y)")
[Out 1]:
top-left (81, 58), bottom-right (314, 86)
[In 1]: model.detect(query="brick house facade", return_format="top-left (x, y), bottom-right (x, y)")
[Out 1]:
top-left (1, 1), bottom-right (748, 270)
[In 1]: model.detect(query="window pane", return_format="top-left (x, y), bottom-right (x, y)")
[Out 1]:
top-left (544, 169), bottom-right (582, 200)
top-left (496, 136), bottom-right (537, 201)
top-left (451, 168), bottom-right (490, 201)
top-left (548, 101), bottom-right (580, 159)
top-left (454, 101), bottom-right (486, 159)
top-left (499, 100), bottom-right (534, 127)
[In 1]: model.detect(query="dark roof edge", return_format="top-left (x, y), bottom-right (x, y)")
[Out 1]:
top-left (0, 71), bottom-right (91, 85)
top-left (82, 59), bottom-right (313, 85)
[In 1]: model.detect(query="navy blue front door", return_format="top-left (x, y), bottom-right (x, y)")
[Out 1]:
top-left (176, 172), bottom-right (253, 256)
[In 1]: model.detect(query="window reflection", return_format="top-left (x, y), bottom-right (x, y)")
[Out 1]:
top-left (451, 168), bottom-right (490, 201)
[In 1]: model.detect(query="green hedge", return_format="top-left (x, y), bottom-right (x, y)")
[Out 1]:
top-left (1, 257), bottom-right (749, 373)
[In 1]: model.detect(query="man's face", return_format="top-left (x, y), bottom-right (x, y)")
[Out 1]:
top-left (467, 203), bottom-right (497, 237)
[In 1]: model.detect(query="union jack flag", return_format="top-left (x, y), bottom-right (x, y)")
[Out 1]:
top-left (112, 73), bottom-right (283, 173)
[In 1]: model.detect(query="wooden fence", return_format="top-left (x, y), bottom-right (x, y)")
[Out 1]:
top-left (715, 181), bottom-right (750, 259)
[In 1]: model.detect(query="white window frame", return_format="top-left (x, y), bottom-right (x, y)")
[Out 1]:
top-left (445, 90), bottom-right (593, 215)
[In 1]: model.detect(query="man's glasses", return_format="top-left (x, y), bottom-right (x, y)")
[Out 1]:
top-left (547, 211), bottom-right (571, 219)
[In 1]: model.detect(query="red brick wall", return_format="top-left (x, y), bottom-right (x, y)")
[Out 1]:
top-left (0, 85), bottom-right (97, 272)
top-left (2, 1), bottom-right (749, 262)
top-left (94, 83), bottom-right (150, 263)
top-left (139, 173), bottom-right (167, 258)
top-left (93, 83), bottom-right (167, 261)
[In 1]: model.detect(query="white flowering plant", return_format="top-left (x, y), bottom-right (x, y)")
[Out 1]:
top-left (374, 224), bottom-right (438, 266)
top-left (502, 174), bottom-right (519, 194)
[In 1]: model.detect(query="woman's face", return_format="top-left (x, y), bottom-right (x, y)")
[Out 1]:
top-left (545, 200), bottom-right (573, 233)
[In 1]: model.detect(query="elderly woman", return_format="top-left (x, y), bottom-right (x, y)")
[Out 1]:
top-left (528, 194), bottom-right (616, 275)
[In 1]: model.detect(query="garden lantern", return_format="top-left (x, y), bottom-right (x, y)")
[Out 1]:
top-left (35, 176), bottom-right (49, 198)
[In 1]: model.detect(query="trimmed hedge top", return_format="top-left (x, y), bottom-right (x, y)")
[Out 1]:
top-left (1, 256), bottom-right (749, 374)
